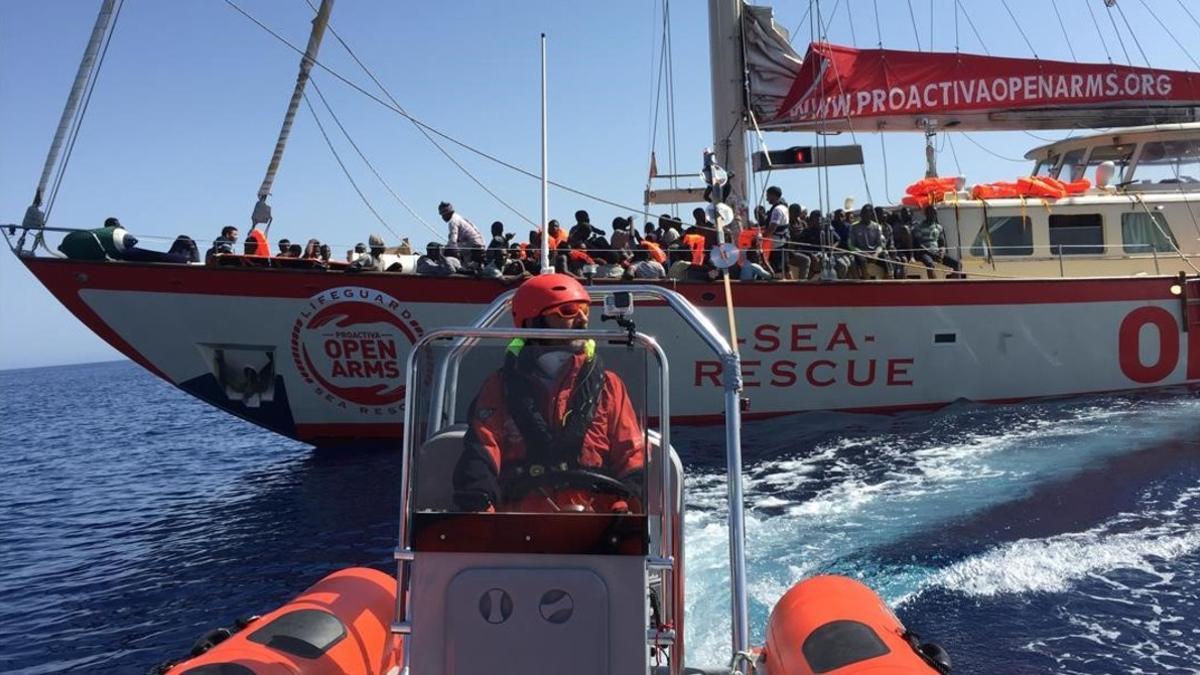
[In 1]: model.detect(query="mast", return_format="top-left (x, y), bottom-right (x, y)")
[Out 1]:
top-left (32, 0), bottom-right (118, 212)
top-left (251, 0), bottom-right (335, 231)
top-left (540, 33), bottom-right (552, 274)
top-left (707, 0), bottom-right (749, 214)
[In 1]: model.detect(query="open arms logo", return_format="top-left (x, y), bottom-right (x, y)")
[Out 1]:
top-left (291, 287), bottom-right (424, 410)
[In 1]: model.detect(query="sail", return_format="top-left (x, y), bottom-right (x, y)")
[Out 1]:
top-left (754, 41), bottom-right (1200, 132)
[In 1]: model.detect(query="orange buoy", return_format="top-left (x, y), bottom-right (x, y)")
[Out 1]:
top-left (763, 575), bottom-right (949, 675)
top-left (163, 567), bottom-right (399, 675)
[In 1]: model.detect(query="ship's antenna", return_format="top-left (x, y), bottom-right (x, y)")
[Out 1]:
top-left (540, 33), bottom-right (553, 274)
top-left (251, 0), bottom-right (334, 236)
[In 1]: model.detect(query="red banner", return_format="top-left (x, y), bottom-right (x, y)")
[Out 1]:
top-left (769, 42), bottom-right (1200, 131)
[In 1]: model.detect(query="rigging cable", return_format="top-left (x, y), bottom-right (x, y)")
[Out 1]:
top-left (664, 0), bottom-right (680, 216)
top-left (308, 77), bottom-right (441, 240)
top-left (953, 0), bottom-right (958, 51)
top-left (960, 133), bottom-right (1027, 163)
top-left (1085, 0), bottom-right (1114, 63)
top-left (905, 0), bottom-right (923, 51)
top-left (953, 0), bottom-right (990, 55)
top-left (46, 0), bottom-right (125, 221)
top-left (643, 0), bottom-right (661, 191)
top-left (220, 0), bottom-right (823, 225)
top-left (1136, 0), bottom-right (1200, 70)
top-left (303, 0), bottom-right (536, 227)
top-left (789, 4), bottom-right (813, 46)
top-left (1051, 0), bottom-right (1077, 61)
top-left (1178, 0), bottom-right (1200, 31)
top-left (1114, 1), bottom-right (1151, 68)
top-left (302, 92), bottom-right (398, 238)
top-left (1103, 0), bottom-right (1134, 67)
top-left (871, 0), bottom-right (883, 47)
top-left (999, 0), bottom-right (1038, 58)
top-left (840, 1), bottom-right (873, 204)
top-left (946, 133), bottom-right (963, 176)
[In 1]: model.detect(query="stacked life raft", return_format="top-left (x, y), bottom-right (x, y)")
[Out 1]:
top-left (901, 175), bottom-right (1092, 208)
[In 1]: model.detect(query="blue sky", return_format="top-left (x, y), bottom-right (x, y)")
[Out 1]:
top-left (2, 0), bottom-right (1197, 370)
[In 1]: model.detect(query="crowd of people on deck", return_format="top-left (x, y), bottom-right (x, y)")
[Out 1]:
top-left (56, 186), bottom-right (964, 280)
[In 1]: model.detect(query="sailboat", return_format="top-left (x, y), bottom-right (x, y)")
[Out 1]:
top-left (5, 0), bottom-right (1200, 449)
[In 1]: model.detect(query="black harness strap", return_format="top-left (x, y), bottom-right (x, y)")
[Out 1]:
top-left (501, 346), bottom-right (605, 481)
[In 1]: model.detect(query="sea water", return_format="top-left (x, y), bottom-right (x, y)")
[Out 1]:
top-left (1, 361), bottom-right (1197, 673)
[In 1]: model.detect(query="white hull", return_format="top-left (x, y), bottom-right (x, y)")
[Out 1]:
top-left (26, 258), bottom-right (1200, 447)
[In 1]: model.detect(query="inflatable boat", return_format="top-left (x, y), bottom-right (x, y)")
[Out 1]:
top-left (158, 284), bottom-right (950, 675)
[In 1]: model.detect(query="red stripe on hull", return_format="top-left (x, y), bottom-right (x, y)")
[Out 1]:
top-left (22, 257), bottom-right (1183, 308)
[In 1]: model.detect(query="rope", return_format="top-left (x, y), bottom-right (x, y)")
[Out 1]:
top-left (1051, 0), bottom-right (1077, 61)
top-left (1137, 0), bottom-right (1200, 69)
top-left (307, 78), bottom-right (441, 240)
top-left (905, 0), bottom-right (923, 50)
top-left (1085, 0), bottom-right (1114, 63)
top-left (46, 0), bottom-right (124, 221)
top-left (999, 0), bottom-right (1037, 58)
top-left (301, 0), bottom-right (536, 227)
top-left (302, 93), bottom-right (399, 239)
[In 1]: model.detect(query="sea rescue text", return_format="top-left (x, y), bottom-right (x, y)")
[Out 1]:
top-left (693, 322), bottom-right (915, 389)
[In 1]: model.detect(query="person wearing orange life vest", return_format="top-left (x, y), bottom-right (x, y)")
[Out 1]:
top-left (452, 273), bottom-right (646, 513)
top-left (244, 226), bottom-right (269, 257)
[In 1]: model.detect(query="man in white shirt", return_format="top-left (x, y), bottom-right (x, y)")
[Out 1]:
top-left (439, 201), bottom-right (484, 250)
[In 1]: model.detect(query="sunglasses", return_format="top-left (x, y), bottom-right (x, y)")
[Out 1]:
top-left (543, 301), bottom-right (590, 319)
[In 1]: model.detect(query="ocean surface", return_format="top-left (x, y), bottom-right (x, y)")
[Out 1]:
top-left (1, 360), bottom-right (1198, 674)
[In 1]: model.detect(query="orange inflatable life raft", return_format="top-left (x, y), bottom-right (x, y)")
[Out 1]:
top-left (902, 176), bottom-right (959, 208)
top-left (970, 176), bottom-right (1091, 200)
top-left (764, 575), bottom-right (950, 675)
top-left (162, 567), bottom-right (399, 675)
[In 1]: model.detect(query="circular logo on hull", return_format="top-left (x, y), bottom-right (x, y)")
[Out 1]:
top-left (291, 287), bottom-right (424, 411)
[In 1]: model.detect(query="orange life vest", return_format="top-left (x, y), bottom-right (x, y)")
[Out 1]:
top-left (681, 233), bottom-right (706, 266)
top-left (246, 228), bottom-right (269, 257)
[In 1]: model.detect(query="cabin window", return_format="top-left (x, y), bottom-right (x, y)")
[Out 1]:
top-left (1048, 214), bottom-right (1104, 255)
top-left (1086, 143), bottom-right (1135, 182)
top-left (1129, 140), bottom-right (1200, 185)
top-left (1034, 154), bottom-right (1059, 178)
top-left (970, 216), bottom-right (1033, 256)
top-left (1060, 149), bottom-right (1088, 181)
top-left (1121, 212), bottom-right (1178, 254)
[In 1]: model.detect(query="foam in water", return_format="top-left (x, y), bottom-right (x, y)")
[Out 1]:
top-left (678, 395), bottom-right (1200, 668)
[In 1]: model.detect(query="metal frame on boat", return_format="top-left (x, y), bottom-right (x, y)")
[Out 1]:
top-left (393, 285), bottom-right (750, 673)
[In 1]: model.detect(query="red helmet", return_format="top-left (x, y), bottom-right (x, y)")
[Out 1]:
top-left (511, 273), bottom-right (590, 326)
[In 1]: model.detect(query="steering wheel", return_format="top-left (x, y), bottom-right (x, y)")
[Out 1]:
top-left (504, 468), bottom-right (638, 504)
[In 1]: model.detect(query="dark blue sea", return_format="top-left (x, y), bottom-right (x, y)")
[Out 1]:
top-left (1, 360), bottom-right (1198, 674)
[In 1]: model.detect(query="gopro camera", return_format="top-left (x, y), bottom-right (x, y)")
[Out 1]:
top-left (603, 291), bottom-right (634, 319)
